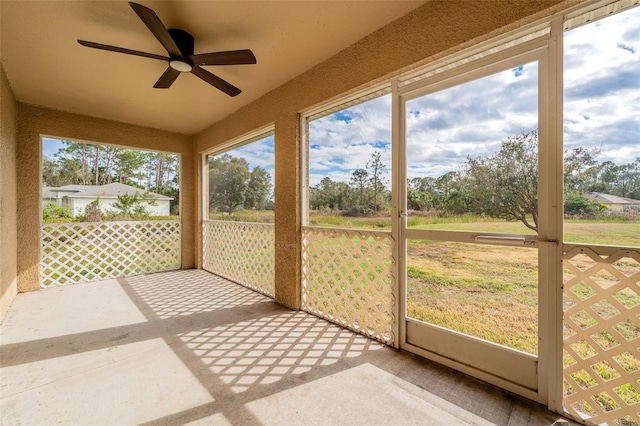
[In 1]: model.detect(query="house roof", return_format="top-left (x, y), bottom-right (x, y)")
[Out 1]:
top-left (50, 185), bottom-right (96, 193)
top-left (584, 192), bottom-right (640, 205)
top-left (42, 187), bottom-right (56, 199)
top-left (48, 183), bottom-right (173, 201)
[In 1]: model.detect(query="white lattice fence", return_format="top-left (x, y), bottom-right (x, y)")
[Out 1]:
top-left (202, 220), bottom-right (274, 297)
top-left (563, 246), bottom-right (640, 425)
top-left (40, 220), bottom-right (181, 287)
top-left (301, 226), bottom-right (395, 345)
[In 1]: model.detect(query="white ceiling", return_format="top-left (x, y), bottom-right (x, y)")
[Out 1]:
top-left (0, 1), bottom-right (426, 135)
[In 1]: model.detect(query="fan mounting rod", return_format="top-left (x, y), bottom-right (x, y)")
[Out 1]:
top-left (168, 28), bottom-right (194, 56)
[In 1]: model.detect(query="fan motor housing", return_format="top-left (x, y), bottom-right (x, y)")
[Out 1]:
top-left (168, 28), bottom-right (194, 57)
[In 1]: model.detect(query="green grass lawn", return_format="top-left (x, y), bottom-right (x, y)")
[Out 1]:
top-left (309, 214), bottom-right (391, 229)
top-left (563, 221), bottom-right (639, 247)
top-left (209, 210), bottom-right (274, 223)
top-left (406, 239), bottom-right (539, 354)
top-left (411, 220), bottom-right (639, 247)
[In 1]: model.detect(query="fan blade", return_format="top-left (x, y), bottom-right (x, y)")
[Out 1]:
top-left (190, 50), bottom-right (257, 66)
top-left (129, 2), bottom-right (182, 58)
top-left (154, 67), bottom-right (181, 89)
top-left (191, 66), bottom-right (241, 97)
top-left (78, 40), bottom-right (168, 61)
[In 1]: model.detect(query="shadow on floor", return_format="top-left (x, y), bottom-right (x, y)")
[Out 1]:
top-left (0, 270), bottom-right (576, 425)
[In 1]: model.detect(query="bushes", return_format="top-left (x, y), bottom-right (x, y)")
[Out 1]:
top-left (43, 193), bottom-right (169, 223)
top-left (564, 192), bottom-right (603, 217)
top-left (42, 203), bottom-right (71, 222)
top-left (82, 199), bottom-right (102, 222)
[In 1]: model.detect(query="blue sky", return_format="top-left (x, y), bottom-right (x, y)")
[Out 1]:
top-left (44, 6), bottom-right (640, 191)
top-left (228, 135), bottom-right (275, 176)
top-left (42, 137), bottom-right (65, 158)
top-left (307, 5), bottom-right (640, 187)
top-left (404, 62), bottom-right (538, 180)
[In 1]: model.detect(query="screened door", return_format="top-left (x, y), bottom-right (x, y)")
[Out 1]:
top-left (396, 47), bottom-right (556, 398)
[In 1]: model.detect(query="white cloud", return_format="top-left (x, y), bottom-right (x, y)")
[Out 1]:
top-left (308, 95), bottom-right (392, 186)
top-left (228, 137), bottom-right (275, 169)
top-left (402, 63), bottom-right (538, 178)
top-left (563, 6), bottom-right (640, 164)
top-left (307, 5), bottom-right (639, 185)
top-left (309, 170), bottom-right (354, 187)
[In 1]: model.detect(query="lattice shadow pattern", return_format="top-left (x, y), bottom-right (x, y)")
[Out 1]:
top-left (178, 309), bottom-right (384, 394)
top-left (40, 221), bottom-right (181, 287)
top-left (125, 270), bottom-right (268, 318)
top-left (203, 221), bottom-right (274, 297)
top-left (563, 247), bottom-right (640, 425)
top-left (126, 269), bottom-right (384, 394)
top-left (301, 226), bottom-right (395, 345)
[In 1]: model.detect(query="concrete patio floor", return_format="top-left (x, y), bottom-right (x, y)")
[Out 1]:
top-left (1, 269), bottom-right (577, 425)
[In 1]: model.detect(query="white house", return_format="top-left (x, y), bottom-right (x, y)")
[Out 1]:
top-left (43, 183), bottom-right (173, 217)
top-left (584, 192), bottom-right (640, 213)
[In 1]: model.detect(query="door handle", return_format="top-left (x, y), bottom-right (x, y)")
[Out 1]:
top-left (473, 236), bottom-right (558, 247)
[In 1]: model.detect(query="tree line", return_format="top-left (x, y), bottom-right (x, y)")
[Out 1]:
top-left (310, 151), bottom-right (390, 215)
top-left (50, 136), bottom-right (638, 228)
top-left (43, 141), bottom-right (180, 213)
top-left (309, 131), bottom-right (640, 231)
top-left (208, 154), bottom-right (273, 214)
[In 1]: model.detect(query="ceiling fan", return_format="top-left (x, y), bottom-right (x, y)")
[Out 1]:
top-left (78, 2), bottom-right (256, 97)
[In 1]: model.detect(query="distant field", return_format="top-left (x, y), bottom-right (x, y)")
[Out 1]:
top-left (563, 221), bottom-right (639, 247)
top-left (307, 212), bottom-right (639, 247)
top-left (209, 210), bottom-right (274, 223)
top-left (413, 220), bottom-right (639, 247)
top-left (211, 209), bottom-right (638, 246)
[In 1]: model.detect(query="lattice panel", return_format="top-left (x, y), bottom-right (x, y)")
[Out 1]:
top-left (202, 220), bottom-right (274, 297)
top-left (40, 221), bottom-right (181, 287)
top-left (301, 226), bottom-right (395, 345)
top-left (563, 247), bottom-right (640, 425)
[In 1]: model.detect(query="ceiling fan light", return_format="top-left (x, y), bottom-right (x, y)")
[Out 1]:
top-left (169, 60), bottom-right (192, 72)
top-left (78, 3), bottom-right (252, 95)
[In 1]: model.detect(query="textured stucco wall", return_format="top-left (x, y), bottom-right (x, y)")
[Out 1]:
top-left (193, 0), bottom-right (579, 310)
top-left (16, 104), bottom-right (195, 291)
top-left (0, 64), bottom-right (18, 322)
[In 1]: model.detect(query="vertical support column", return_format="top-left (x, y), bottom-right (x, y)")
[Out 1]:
top-left (274, 113), bottom-right (301, 310)
top-left (180, 143), bottom-right (196, 269)
top-left (549, 17), bottom-right (566, 414)
top-left (0, 64), bottom-right (19, 320)
top-left (538, 17), bottom-right (565, 414)
top-left (391, 81), bottom-right (404, 350)
top-left (193, 150), bottom-right (208, 270)
top-left (15, 105), bottom-right (41, 292)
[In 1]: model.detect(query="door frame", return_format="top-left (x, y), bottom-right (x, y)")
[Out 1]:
top-left (391, 29), bottom-right (564, 408)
